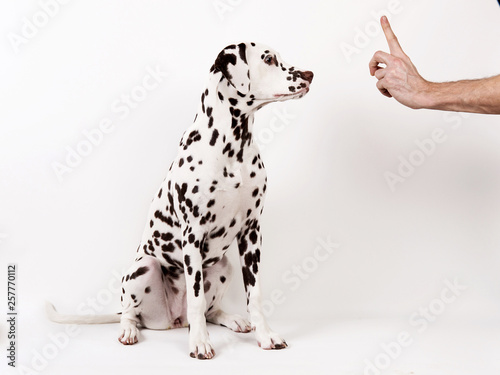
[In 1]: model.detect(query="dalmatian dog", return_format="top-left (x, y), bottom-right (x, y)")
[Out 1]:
top-left (47, 42), bottom-right (313, 359)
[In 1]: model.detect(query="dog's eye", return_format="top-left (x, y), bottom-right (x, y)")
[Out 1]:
top-left (264, 55), bottom-right (274, 65)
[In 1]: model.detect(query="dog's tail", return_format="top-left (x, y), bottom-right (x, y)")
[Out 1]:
top-left (46, 302), bottom-right (121, 324)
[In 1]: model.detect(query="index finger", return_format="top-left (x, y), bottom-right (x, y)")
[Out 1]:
top-left (381, 16), bottom-right (405, 57)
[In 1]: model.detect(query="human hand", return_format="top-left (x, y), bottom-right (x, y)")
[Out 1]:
top-left (369, 16), bottom-right (431, 109)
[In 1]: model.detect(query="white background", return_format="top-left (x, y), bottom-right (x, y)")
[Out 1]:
top-left (1, 0), bottom-right (500, 374)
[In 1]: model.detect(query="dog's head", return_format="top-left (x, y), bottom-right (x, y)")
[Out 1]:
top-left (211, 42), bottom-right (313, 105)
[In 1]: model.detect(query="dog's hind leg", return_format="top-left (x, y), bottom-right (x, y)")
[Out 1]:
top-left (205, 256), bottom-right (251, 333)
top-left (119, 256), bottom-right (172, 345)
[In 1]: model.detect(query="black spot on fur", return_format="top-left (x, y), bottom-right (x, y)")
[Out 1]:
top-left (161, 232), bottom-right (174, 241)
top-left (154, 210), bottom-right (173, 226)
top-left (214, 51), bottom-right (237, 82)
top-left (238, 42), bottom-right (247, 64)
top-left (239, 237), bottom-right (248, 256)
top-left (175, 183), bottom-right (188, 203)
top-left (249, 230), bottom-right (258, 244)
top-left (129, 266), bottom-right (149, 280)
top-left (194, 271), bottom-right (202, 297)
top-left (183, 130), bottom-right (202, 150)
top-left (210, 227), bottom-right (225, 238)
top-left (162, 243), bottom-right (175, 252)
top-left (145, 287), bottom-right (151, 294)
top-left (222, 143), bottom-right (232, 155)
top-left (242, 266), bottom-right (256, 288)
top-left (244, 252), bottom-right (253, 267)
top-left (210, 129), bottom-right (219, 146)
top-left (231, 117), bottom-right (238, 128)
top-left (236, 149), bottom-right (244, 163)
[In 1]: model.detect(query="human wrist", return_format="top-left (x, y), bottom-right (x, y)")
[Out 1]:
top-left (414, 80), bottom-right (441, 110)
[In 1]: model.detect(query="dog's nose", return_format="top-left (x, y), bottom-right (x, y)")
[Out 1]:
top-left (299, 70), bottom-right (314, 83)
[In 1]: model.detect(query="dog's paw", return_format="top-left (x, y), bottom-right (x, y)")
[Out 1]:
top-left (255, 329), bottom-right (288, 350)
top-left (118, 322), bottom-right (139, 345)
top-left (224, 314), bottom-right (252, 333)
top-left (189, 340), bottom-right (216, 360)
top-left (207, 311), bottom-right (252, 333)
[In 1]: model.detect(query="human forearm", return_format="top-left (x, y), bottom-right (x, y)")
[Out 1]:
top-left (422, 75), bottom-right (500, 114)
top-left (370, 17), bottom-right (500, 115)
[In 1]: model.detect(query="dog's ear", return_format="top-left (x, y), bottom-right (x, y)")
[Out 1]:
top-left (212, 43), bottom-right (250, 95)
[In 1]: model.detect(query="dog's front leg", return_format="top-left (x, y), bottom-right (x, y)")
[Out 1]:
top-left (182, 229), bottom-right (215, 360)
top-left (237, 225), bottom-right (288, 350)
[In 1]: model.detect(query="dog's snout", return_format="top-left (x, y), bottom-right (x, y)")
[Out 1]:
top-left (299, 70), bottom-right (314, 84)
